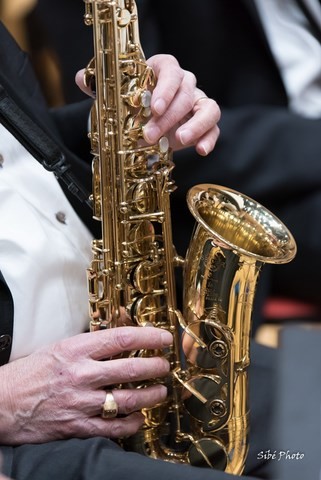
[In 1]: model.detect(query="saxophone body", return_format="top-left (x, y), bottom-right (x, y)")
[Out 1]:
top-left (84, 1), bottom-right (297, 474)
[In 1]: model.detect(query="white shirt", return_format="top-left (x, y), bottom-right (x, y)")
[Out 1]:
top-left (254, 0), bottom-right (321, 118)
top-left (0, 124), bottom-right (93, 361)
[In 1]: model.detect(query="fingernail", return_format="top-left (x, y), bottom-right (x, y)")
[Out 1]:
top-left (133, 412), bottom-right (145, 424)
top-left (179, 129), bottom-right (193, 146)
top-left (143, 124), bottom-right (161, 144)
top-left (154, 98), bottom-right (166, 116)
top-left (161, 330), bottom-right (173, 346)
top-left (161, 358), bottom-right (171, 372)
top-left (158, 384), bottom-right (168, 399)
top-left (198, 142), bottom-right (209, 156)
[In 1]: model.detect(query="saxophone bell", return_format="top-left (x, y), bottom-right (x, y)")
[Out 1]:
top-left (177, 184), bottom-right (296, 473)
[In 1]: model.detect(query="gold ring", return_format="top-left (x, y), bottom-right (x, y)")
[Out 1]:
top-left (101, 391), bottom-right (118, 419)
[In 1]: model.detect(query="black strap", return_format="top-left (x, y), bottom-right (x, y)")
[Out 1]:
top-left (0, 272), bottom-right (13, 365)
top-left (295, 0), bottom-right (321, 43)
top-left (0, 84), bottom-right (92, 208)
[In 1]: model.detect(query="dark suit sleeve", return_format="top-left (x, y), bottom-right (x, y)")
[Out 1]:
top-left (209, 108), bottom-right (321, 205)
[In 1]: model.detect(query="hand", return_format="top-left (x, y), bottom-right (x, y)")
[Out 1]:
top-left (75, 54), bottom-right (220, 156)
top-left (0, 327), bottom-right (172, 445)
top-left (144, 54), bottom-right (221, 156)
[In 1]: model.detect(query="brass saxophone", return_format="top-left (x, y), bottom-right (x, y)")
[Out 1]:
top-left (83, 0), bottom-right (297, 475)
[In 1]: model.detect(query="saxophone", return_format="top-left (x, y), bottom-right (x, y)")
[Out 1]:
top-left (83, 0), bottom-right (297, 474)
